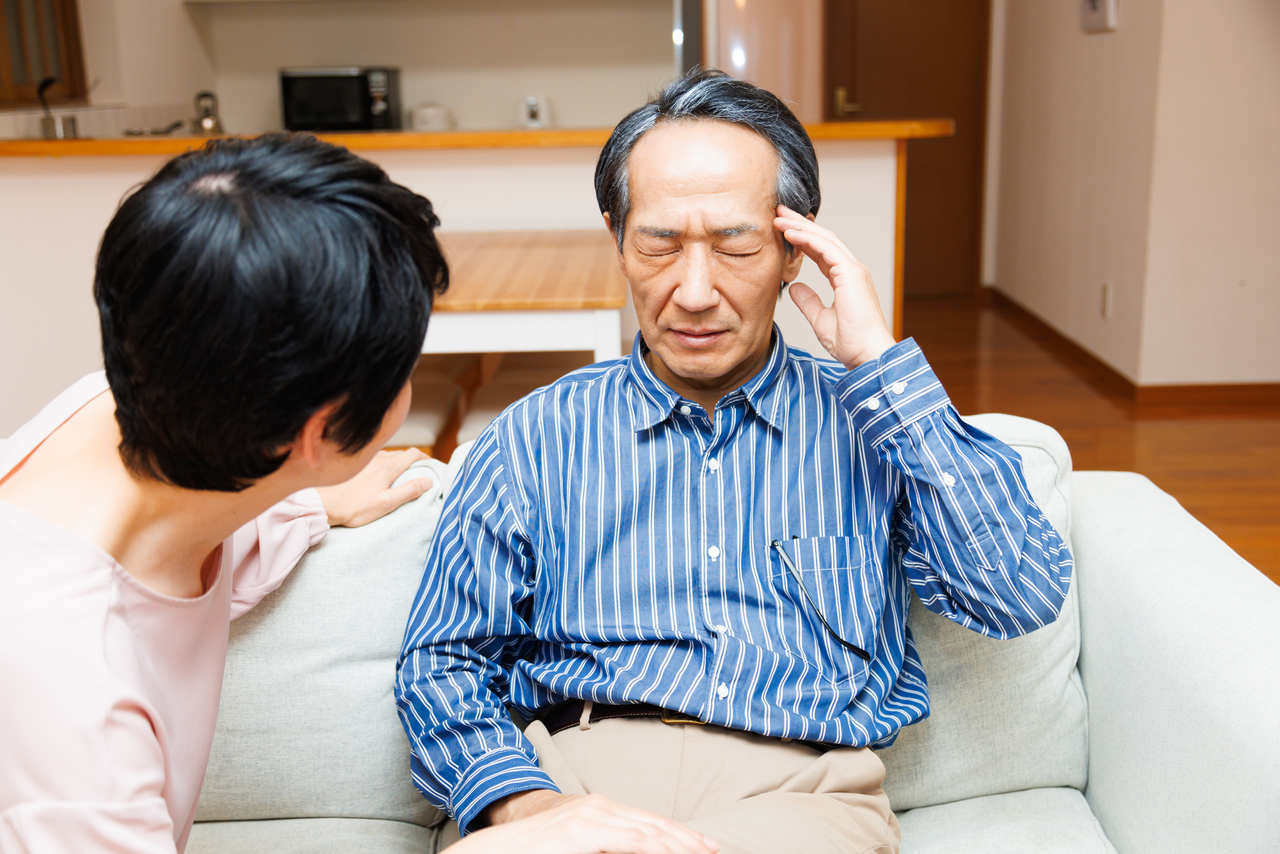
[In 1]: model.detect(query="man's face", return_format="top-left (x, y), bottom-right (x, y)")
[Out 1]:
top-left (611, 120), bottom-right (805, 395)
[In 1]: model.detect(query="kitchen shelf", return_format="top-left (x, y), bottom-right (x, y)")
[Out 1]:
top-left (0, 120), bottom-right (954, 158)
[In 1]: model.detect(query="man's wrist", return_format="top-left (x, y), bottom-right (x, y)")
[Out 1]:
top-left (483, 788), bottom-right (572, 826)
top-left (841, 331), bottom-right (897, 371)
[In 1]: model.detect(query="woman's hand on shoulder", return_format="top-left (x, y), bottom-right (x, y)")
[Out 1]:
top-left (315, 448), bottom-right (434, 527)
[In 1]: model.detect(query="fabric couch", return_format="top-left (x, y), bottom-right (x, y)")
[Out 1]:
top-left (185, 414), bottom-right (1280, 853)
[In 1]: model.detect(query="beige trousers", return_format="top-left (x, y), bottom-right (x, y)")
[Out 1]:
top-left (518, 715), bottom-right (901, 854)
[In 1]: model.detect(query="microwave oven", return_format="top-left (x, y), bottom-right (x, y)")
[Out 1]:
top-left (280, 67), bottom-right (402, 132)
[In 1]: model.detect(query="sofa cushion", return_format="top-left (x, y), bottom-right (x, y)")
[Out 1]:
top-left (195, 458), bottom-right (452, 828)
top-left (877, 414), bottom-right (1088, 811)
top-left (897, 787), bottom-right (1118, 853)
top-left (188, 817), bottom-right (439, 854)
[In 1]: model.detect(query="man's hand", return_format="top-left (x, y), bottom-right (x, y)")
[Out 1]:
top-left (775, 205), bottom-right (897, 370)
top-left (315, 448), bottom-right (434, 527)
top-left (455, 789), bottom-right (719, 854)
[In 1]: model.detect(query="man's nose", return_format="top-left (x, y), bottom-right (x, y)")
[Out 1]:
top-left (671, 246), bottom-right (720, 314)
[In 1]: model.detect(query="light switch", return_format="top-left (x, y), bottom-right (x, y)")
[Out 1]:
top-left (1081, 0), bottom-right (1119, 33)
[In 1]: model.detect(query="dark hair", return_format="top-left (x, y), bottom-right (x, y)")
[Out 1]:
top-left (595, 68), bottom-right (821, 250)
top-left (95, 133), bottom-right (448, 492)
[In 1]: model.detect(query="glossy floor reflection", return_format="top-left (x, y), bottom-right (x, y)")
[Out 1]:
top-left (904, 294), bottom-right (1280, 586)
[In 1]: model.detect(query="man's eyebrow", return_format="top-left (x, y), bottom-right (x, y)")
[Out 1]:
top-left (633, 224), bottom-right (761, 238)
top-left (635, 226), bottom-right (681, 239)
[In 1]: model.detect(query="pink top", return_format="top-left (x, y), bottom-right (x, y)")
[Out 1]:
top-left (0, 374), bottom-right (329, 853)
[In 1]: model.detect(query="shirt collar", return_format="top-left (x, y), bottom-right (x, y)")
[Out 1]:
top-left (626, 326), bottom-right (791, 432)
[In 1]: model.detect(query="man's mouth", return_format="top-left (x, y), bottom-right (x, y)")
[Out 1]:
top-left (671, 329), bottom-right (726, 348)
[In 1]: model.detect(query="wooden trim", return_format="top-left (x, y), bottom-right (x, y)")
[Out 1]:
top-left (983, 287), bottom-right (1280, 410)
top-left (892, 138), bottom-right (907, 341)
top-left (0, 120), bottom-right (955, 158)
top-left (1134, 383), bottom-right (1280, 408)
top-left (807, 119), bottom-right (955, 141)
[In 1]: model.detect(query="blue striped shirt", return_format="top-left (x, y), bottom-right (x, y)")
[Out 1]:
top-left (396, 333), bottom-right (1072, 831)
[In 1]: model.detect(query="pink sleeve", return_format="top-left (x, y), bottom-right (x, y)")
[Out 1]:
top-left (226, 488), bottom-right (330, 619)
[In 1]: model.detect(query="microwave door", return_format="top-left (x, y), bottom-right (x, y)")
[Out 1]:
top-left (282, 74), bottom-right (368, 132)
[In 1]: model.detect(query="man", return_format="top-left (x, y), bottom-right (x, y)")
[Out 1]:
top-left (397, 70), bottom-right (1071, 854)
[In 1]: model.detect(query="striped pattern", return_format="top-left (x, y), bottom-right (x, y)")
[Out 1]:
top-left (396, 334), bottom-right (1073, 831)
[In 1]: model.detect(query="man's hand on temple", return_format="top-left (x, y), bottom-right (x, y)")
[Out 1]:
top-left (774, 205), bottom-right (897, 370)
top-left (459, 789), bottom-right (720, 854)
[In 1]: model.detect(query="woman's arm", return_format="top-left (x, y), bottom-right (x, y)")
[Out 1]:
top-left (229, 449), bottom-right (435, 617)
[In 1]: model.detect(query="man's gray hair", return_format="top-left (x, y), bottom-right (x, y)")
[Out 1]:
top-left (595, 68), bottom-right (821, 251)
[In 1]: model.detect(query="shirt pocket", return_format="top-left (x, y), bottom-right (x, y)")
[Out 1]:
top-left (769, 535), bottom-right (883, 663)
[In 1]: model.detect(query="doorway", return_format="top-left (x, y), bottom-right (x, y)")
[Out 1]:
top-left (825, 0), bottom-right (991, 298)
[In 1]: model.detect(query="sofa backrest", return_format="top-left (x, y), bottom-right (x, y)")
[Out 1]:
top-left (878, 413), bottom-right (1088, 811)
top-left (196, 456), bottom-right (455, 829)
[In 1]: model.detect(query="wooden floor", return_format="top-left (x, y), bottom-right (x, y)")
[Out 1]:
top-left (903, 294), bottom-right (1280, 586)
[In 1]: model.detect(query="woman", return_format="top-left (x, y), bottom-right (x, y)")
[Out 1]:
top-left (0, 134), bottom-right (446, 852)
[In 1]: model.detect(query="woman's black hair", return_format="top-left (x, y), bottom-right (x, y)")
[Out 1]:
top-left (94, 133), bottom-right (448, 492)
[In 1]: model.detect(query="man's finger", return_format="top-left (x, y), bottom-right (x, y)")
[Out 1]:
top-left (788, 281), bottom-right (827, 328)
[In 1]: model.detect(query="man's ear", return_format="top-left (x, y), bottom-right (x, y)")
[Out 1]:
top-left (289, 401), bottom-right (342, 470)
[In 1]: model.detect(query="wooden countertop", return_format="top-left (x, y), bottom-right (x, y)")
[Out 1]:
top-left (434, 230), bottom-right (626, 312)
top-left (0, 120), bottom-right (954, 158)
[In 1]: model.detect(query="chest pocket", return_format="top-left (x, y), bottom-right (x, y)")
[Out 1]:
top-left (770, 536), bottom-right (882, 662)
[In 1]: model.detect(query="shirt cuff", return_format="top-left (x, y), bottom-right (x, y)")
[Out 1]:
top-left (451, 748), bottom-right (560, 836)
top-left (835, 338), bottom-right (951, 446)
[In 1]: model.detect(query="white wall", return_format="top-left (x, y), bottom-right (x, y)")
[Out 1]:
top-left (1137, 0), bottom-right (1280, 385)
top-left (979, 0), bottom-right (1006, 286)
top-left (988, 0), bottom-right (1280, 386)
top-left (204, 0), bottom-right (675, 133)
top-left (79, 0), bottom-right (215, 108)
top-left (993, 0), bottom-right (1164, 382)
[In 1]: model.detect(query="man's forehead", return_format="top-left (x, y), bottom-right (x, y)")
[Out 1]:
top-left (628, 121), bottom-right (776, 195)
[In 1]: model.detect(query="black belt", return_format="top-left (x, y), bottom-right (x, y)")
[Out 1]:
top-left (539, 700), bottom-right (703, 736)
top-left (538, 700), bottom-right (832, 752)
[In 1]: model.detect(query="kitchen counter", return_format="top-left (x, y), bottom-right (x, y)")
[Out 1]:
top-left (0, 120), bottom-right (952, 157)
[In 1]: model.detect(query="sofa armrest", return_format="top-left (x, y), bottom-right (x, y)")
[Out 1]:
top-left (1072, 472), bottom-right (1280, 854)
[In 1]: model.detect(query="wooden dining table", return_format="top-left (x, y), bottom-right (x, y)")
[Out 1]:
top-left (425, 230), bottom-right (628, 362)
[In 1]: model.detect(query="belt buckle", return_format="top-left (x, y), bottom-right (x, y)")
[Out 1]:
top-left (660, 709), bottom-right (706, 726)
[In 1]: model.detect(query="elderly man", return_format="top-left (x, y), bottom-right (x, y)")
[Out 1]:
top-left (397, 70), bottom-right (1071, 854)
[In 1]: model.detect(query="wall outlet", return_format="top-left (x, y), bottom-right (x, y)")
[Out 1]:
top-left (1101, 282), bottom-right (1113, 320)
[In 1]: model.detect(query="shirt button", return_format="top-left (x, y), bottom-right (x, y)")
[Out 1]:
top-left (679, 405), bottom-right (692, 415)
top-left (714, 624), bottom-right (727, 633)
top-left (707, 546), bottom-right (720, 560)
top-left (707, 458), bottom-right (720, 473)
top-left (892, 381), bottom-right (907, 395)
top-left (866, 398), bottom-right (880, 411)
top-left (717, 684), bottom-right (730, 699)
top-left (942, 472), bottom-right (956, 487)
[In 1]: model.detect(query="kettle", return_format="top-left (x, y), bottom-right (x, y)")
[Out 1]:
top-left (193, 91), bottom-right (225, 136)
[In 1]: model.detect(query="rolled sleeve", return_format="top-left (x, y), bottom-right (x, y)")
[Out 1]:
top-left (228, 488), bottom-right (330, 618)
top-left (448, 748), bottom-right (558, 834)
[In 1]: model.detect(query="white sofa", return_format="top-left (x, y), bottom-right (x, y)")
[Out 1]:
top-left (186, 415), bottom-right (1280, 853)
